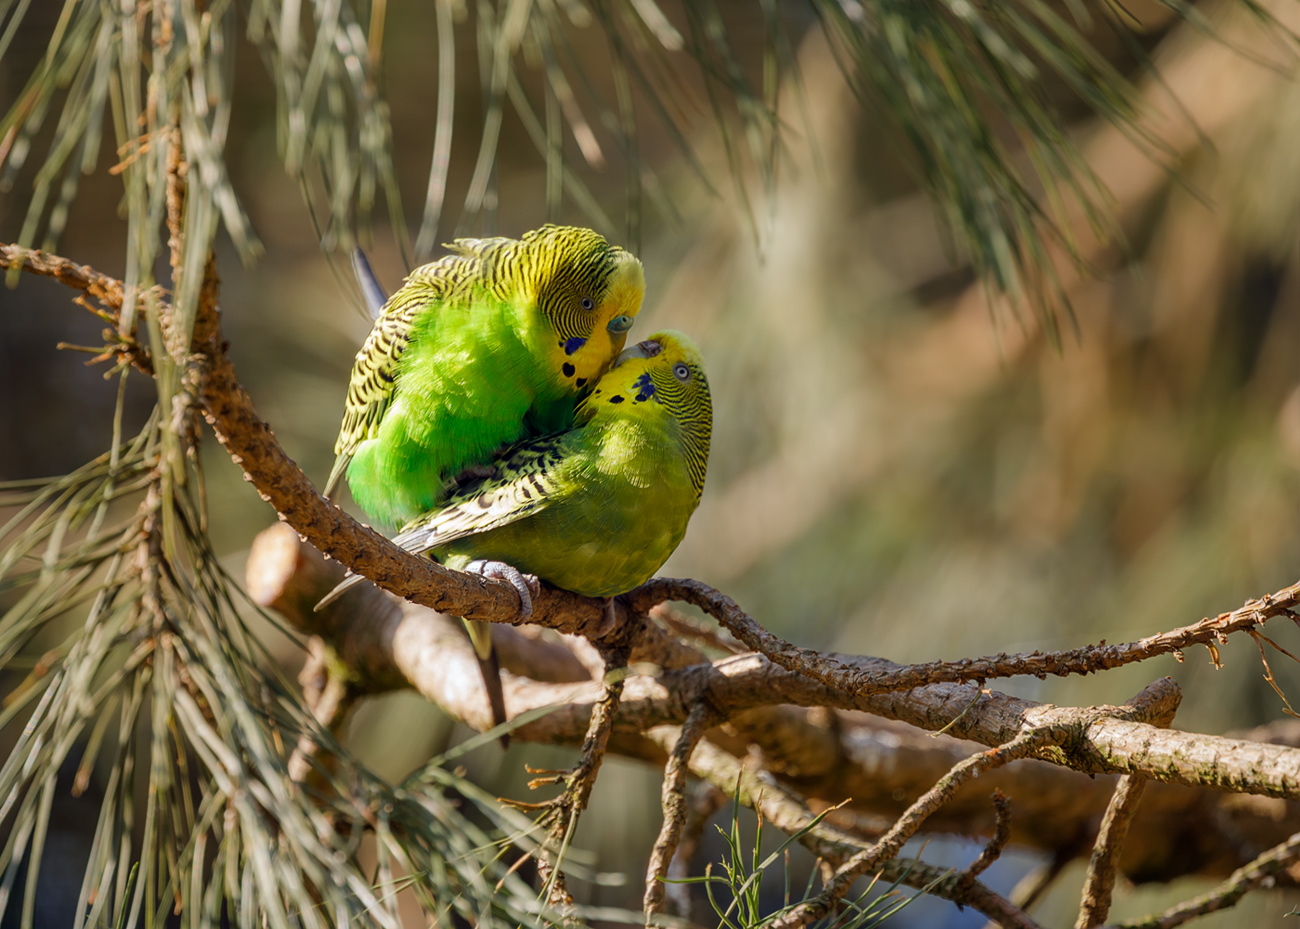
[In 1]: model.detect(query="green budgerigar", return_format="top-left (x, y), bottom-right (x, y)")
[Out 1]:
top-left (324, 224), bottom-right (646, 531)
top-left (321, 330), bottom-right (712, 734)
top-left (399, 328), bottom-right (711, 598)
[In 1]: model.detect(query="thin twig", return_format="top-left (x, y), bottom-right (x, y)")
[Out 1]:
top-left (523, 622), bottom-right (640, 912)
top-left (958, 790), bottom-right (1012, 896)
top-left (1077, 693), bottom-right (1174, 928)
top-left (875, 855), bottom-right (1041, 929)
top-left (1075, 774), bottom-right (1149, 928)
top-left (1248, 629), bottom-right (1300, 719)
top-left (1114, 829), bottom-right (1300, 929)
top-left (767, 729), bottom-right (1061, 929)
top-left (628, 577), bottom-right (1300, 698)
top-left (675, 738), bottom-right (1042, 929)
top-left (644, 702), bottom-right (716, 915)
top-left (663, 782), bottom-right (727, 919)
top-left (650, 603), bottom-right (743, 655)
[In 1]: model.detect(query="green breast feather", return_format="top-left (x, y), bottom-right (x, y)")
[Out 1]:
top-left (324, 225), bottom-right (646, 530)
top-left (390, 330), bottom-right (712, 599)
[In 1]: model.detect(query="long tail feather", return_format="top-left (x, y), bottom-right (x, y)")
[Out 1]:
top-left (315, 571), bottom-right (366, 611)
top-left (322, 453), bottom-right (351, 500)
top-left (352, 247), bottom-right (389, 319)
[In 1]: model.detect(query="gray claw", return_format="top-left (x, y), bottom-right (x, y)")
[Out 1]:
top-left (467, 560), bottom-right (540, 618)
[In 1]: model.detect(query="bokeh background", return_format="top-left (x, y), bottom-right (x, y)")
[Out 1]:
top-left (2, 1), bottom-right (1299, 926)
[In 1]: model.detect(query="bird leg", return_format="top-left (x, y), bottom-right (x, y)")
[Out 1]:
top-left (465, 559), bottom-right (541, 618)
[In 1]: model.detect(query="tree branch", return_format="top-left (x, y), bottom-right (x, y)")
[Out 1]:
top-left (251, 523), bottom-right (1300, 885)
top-left (0, 242), bottom-right (629, 644)
top-left (629, 577), bottom-right (1300, 698)
top-left (530, 625), bottom-right (638, 912)
top-left (667, 738), bottom-right (1043, 929)
top-left (16, 241), bottom-right (1297, 743)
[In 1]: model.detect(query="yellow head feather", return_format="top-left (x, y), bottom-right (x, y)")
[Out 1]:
top-left (511, 226), bottom-right (645, 390)
top-left (581, 329), bottom-right (712, 500)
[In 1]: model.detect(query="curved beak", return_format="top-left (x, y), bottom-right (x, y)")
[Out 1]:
top-left (607, 314), bottom-right (635, 333)
top-left (611, 338), bottom-right (662, 369)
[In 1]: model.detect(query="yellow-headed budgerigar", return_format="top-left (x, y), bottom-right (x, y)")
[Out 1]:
top-left (324, 225), bottom-right (646, 531)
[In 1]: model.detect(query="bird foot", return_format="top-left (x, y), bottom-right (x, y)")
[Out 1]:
top-left (466, 560), bottom-right (542, 618)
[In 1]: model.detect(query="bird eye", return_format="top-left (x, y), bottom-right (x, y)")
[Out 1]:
top-left (607, 314), bottom-right (634, 333)
top-left (673, 362), bottom-right (691, 381)
top-left (580, 296), bottom-right (595, 311)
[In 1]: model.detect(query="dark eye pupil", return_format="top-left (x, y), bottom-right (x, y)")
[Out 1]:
top-left (675, 364), bottom-right (689, 379)
top-left (581, 297), bottom-right (594, 310)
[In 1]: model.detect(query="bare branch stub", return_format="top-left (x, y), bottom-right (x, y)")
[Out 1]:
top-left (0, 245), bottom-right (127, 313)
top-left (287, 637), bottom-right (358, 784)
top-left (0, 244), bottom-right (153, 373)
top-left (1076, 774), bottom-right (1149, 928)
top-left (958, 790), bottom-right (1012, 896)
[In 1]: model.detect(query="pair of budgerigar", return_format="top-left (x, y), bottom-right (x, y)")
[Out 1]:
top-left (322, 225), bottom-right (712, 738)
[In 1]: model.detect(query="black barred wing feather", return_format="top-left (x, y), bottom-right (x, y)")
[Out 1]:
top-left (324, 251), bottom-right (484, 498)
top-left (313, 436), bottom-right (569, 611)
top-left (392, 437), bottom-right (568, 555)
top-left (324, 292), bottom-right (425, 496)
